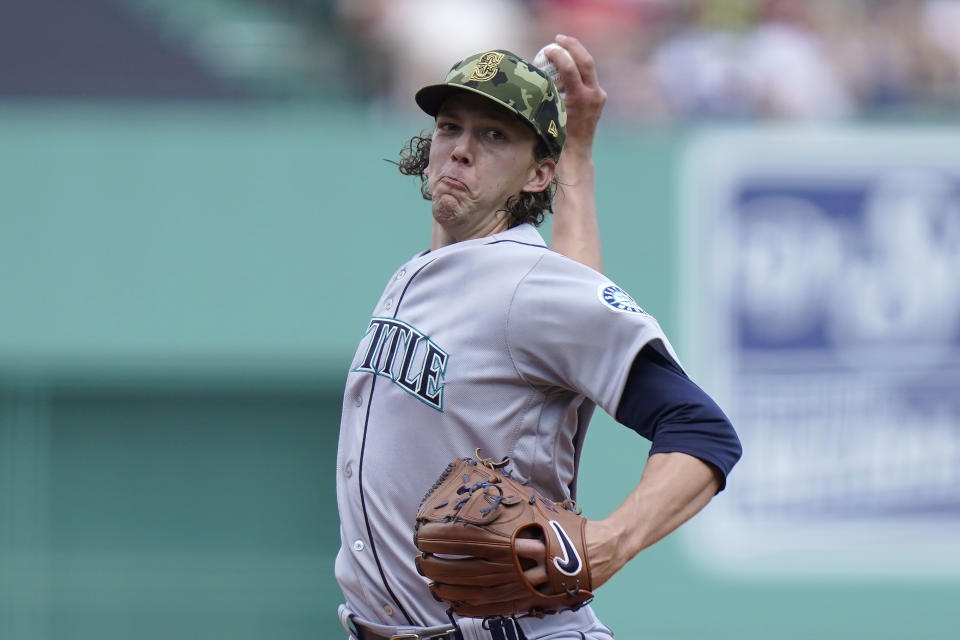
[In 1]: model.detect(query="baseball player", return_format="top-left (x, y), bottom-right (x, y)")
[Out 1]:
top-left (335, 36), bottom-right (741, 640)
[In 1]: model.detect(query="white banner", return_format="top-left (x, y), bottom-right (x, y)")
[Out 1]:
top-left (679, 128), bottom-right (960, 578)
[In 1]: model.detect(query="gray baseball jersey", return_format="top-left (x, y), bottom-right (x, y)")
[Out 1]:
top-left (335, 223), bottom-right (679, 634)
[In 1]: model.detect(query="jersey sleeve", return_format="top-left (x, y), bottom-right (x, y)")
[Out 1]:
top-left (616, 344), bottom-right (742, 491)
top-left (506, 252), bottom-right (680, 416)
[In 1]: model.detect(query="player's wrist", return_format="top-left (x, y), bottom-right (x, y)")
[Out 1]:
top-left (560, 141), bottom-right (595, 163)
top-left (557, 154), bottom-right (595, 183)
top-left (585, 517), bottom-right (631, 588)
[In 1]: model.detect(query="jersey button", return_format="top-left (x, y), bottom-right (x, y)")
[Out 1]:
top-left (384, 298), bottom-right (393, 311)
top-left (352, 539), bottom-right (365, 552)
top-left (396, 269), bottom-right (406, 280)
top-left (354, 395), bottom-right (363, 408)
top-left (383, 605), bottom-right (395, 616)
top-left (344, 463), bottom-right (353, 478)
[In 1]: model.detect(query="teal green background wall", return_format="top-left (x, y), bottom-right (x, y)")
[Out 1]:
top-left (1, 105), bottom-right (956, 639)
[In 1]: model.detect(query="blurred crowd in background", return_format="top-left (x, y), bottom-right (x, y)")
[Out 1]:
top-left (340, 0), bottom-right (960, 121)
top-left (5, 0), bottom-right (960, 122)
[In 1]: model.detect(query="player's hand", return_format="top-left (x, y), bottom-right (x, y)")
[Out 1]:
top-left (517, 523), bottom-right (621, 591)
top-left (547, 34), bottom-right (607, 162)
top-left (515, 537), bottom-right (550, 587)
top-left (583, 518), bottom-right (625, 590)
top-left (543, 35), bottom-right (606, 272)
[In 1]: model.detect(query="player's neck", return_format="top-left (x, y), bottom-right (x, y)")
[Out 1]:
top-left (431, 213), bottom-right (509, 249)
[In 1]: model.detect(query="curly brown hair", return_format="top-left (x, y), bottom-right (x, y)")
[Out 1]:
top-left (394, 132), bottom-right (558, 228)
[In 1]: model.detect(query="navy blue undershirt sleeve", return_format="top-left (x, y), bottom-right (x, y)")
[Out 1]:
top-left (615, 343), bottom-right (742, 491)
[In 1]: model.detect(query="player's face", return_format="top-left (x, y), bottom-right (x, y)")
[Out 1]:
top-left (426, 92), bottom-right (556, 241)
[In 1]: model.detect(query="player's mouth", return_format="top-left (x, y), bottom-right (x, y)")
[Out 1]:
top-left (440, 176), bottom-right (470, 192)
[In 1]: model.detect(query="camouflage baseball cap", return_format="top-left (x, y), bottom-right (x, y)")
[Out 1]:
top-left (415, 50), bottom-right (567, 160)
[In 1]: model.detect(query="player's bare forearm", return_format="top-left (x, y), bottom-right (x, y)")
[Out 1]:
top-left (546, 35), bottom-right (606, 272)
top-left (552, 153), bottom-right (601, 271)
top-left (585, 452), bottom-right (721, 588)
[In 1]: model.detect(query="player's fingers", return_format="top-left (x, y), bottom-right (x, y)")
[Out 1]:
top-left (514, 537), bottom-right (547, 561)
top-left (544, 38), bottom-right (582, 90)
top-left (556, 34), bottom-right (599, 88)
top-left (522, 564), bottom-right (549, 586)
top-left (515, 537), bottom-right (549, 586)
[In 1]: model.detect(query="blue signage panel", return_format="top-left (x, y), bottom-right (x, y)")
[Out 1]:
top-left (679, 130), bottom-right (960, 577)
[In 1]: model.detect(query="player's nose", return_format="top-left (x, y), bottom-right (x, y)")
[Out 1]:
top-left (450, 132), bottom-right (474, 165)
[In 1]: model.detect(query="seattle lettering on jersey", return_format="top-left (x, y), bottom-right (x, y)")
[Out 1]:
top-left (354, 317), bottom-right (448, 411)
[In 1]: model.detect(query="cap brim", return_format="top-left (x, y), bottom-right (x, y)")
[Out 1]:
top-left (415, 83), bottom-right (525, 123)
top-left (414, 82), bottom-right (561, 160)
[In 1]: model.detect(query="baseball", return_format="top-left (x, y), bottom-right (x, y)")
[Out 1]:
top-left (533, 43), bottom-right (573, 95)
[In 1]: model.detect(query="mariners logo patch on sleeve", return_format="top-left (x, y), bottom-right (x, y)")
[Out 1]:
top-left (598, 284), bottom-right (646, 314)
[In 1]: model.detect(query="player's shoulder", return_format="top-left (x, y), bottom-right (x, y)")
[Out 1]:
top-left (449, 223), bottom-right (553, 271)
top-left (480, 224), bottom-right (608, 278)
top-left (481, 223), bottom-right (551, 255)
top-left (523, 244), bottom-right (608, 287)
top-left (535, 246), bottom-right (604, 275)
top-left (516, 249), bottom-right (655, 319)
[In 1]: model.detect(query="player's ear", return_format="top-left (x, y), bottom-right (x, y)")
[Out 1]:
top-left (523, 158), bottom-right (556, 194)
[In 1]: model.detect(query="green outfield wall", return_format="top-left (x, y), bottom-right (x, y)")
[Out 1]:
top-left (0, 105), bottom-right (955, 639)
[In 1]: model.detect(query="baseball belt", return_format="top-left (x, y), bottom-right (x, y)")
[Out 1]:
top-left (347, 614), bottom-right (528, 640)
top-left (346, 614), bottom-right (460, 640)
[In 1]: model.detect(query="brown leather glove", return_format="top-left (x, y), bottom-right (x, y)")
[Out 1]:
top-left (414, 454), bottom-right (594, 618)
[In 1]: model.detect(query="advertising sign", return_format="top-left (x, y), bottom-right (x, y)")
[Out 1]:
top-left (680, 129), bottom-right (960, 577)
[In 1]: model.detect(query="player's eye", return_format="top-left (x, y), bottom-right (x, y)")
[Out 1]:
top-left (435, 120), bottom-right (459, 133)
top-left (486, 129), bottom-right (506, 141)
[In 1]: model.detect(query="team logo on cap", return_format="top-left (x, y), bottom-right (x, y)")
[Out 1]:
top-left (598, 284), bottom-right (646, 314)
top-left (469, 51), bottom-right (505, 82)
top-left (548, 120), bottom-right (559, 137)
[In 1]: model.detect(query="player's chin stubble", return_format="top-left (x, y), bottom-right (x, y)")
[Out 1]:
top-left (432, 193), bottom-right (463, 225)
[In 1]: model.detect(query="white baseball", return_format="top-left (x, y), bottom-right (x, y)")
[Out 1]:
top-left (532, 43), bottom-right (573, 95)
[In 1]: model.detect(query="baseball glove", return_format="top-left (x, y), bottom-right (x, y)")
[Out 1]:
top-left (414, 453), bottom-right (594, 618)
